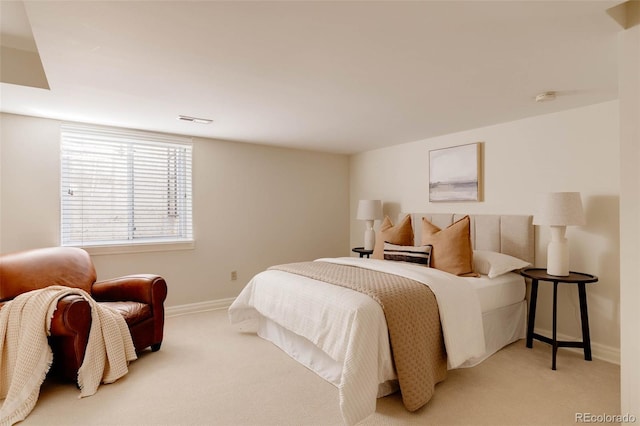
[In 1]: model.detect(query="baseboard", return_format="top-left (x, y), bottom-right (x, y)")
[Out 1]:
top-left (534, 327), bottom-right (620, 365)
top-left (166, 297), bottom-right (235, 317)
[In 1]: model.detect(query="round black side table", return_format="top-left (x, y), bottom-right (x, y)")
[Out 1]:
top-left (352, 247), bottom-right (373, 258)
top-left (520, 267), bottom-right (598, 370)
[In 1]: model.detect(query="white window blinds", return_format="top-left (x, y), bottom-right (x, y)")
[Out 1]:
top-left (61, 124), bottom-right (193, 247)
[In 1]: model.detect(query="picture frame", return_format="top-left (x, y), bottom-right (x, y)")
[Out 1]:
top-left (429, 142), bottom-right (483, 202)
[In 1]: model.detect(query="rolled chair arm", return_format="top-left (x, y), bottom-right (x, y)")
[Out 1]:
top-left (49, 294), bottom-right (92, 336)
top-left (92, 274), bottom-right (168, 305)
top-left (49, 294), bottom-right (92, 380)
top-left (91, 274), bottom-right (167, 351)
top-left (92, 274), bottom-right (168, 352)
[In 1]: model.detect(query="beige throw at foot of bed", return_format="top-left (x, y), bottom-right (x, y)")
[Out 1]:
top-left (269, 261), bottom-right (448, 412)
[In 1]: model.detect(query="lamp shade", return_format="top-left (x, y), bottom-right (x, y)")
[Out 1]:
top-left (356, 200), bottom-right (383, 221)
top-left (533, 192), bottom-right (586, 226)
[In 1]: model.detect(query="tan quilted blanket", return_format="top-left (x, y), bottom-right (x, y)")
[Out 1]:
top-left (269, 261), bottom-right (447, 412)
top-left (0, 286), bottom-right (137, 426)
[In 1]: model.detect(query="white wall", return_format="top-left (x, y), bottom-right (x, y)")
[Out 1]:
top-left (618, 1), bottom-right (640, 415)
top-left (350, 101), bottom-right (620, 359)
top-left (0, 113), bottom-right (351, 307)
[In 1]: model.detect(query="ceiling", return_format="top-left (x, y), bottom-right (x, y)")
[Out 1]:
top-left (0, 1), bottom-right (623, 154)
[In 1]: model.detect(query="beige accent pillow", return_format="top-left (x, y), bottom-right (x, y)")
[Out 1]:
top-left (372, 215), bottom-right (414, 260)
top-left (421, 215), bottom-right (477, 276)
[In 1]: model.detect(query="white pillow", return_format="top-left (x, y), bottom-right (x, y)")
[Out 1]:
top-left (473, 250), bottom-right (531, 278)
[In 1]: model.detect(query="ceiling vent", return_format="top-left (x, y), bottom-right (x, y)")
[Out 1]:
top-left (535, 91), bottom-right (557, 102)
top-left (177, 115), bottom-right (213, 124)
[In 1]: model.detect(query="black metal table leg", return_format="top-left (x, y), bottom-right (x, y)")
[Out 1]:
top-left (526, 279), bottom-right (539, 348)
top-left (552, 281), bottom-right (558, 370)
top-left (578, 283), bottom-right (592, 361)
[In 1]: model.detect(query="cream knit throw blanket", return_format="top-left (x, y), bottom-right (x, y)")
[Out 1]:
top-left (0, 286), bottom-right (137, 426)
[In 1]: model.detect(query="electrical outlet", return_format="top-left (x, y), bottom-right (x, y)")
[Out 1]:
top-left (231, 270), bottom-right (238, 281)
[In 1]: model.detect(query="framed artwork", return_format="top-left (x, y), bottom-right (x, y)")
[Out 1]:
top-left (429, 142), bottom-right (483, 202)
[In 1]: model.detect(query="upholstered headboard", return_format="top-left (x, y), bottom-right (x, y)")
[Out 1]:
top-left (401, 213), bottom-right (535, 264)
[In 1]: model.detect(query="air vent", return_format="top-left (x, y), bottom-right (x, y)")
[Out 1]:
top-left (177, 115), bottom-right (213, 124)
top-left (535, 91), bottom-right (556, 103)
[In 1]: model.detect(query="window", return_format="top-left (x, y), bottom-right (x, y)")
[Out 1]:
top-left (61, 123), bottom-right (193, 249)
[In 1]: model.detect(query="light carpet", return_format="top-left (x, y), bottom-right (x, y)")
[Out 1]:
top-left (22, 309), bottom-right (619, 425)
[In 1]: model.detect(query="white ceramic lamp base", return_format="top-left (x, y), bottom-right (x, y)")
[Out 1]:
top-left (547, 226), bottom-right (569, 276)
top-left (363, 220), bottom-right (375, 251)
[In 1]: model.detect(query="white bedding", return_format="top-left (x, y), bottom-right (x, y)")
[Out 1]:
top-left (228, 257), bottom-right (487, 425)
top-left (463, 272), bottom-right (526, 313)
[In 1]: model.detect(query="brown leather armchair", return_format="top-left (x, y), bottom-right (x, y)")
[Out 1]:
top-left (0, 246), bottom-right (168, 381)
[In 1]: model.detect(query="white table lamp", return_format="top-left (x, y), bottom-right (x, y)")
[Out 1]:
top-left (357, 200), bottom-right (383, 251)
top-left (533, 192), bottom-right (586, 276)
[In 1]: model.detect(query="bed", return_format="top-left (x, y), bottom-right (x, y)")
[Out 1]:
top-left (228, 213), bottom-right (534, 425)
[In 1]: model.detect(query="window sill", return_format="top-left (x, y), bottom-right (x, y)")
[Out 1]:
top-left (75, 240), bottom-right (195, 256)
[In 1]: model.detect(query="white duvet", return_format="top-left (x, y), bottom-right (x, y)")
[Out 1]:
top-left (228, 257), bottom-right (485, 425)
